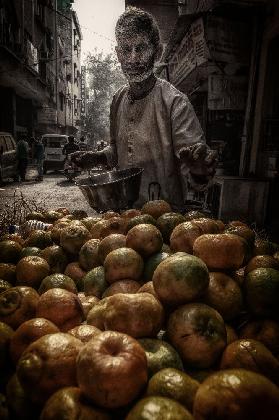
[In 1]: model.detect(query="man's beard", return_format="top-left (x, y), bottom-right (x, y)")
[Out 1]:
top-left (123, 67), bottom-right (154, 83)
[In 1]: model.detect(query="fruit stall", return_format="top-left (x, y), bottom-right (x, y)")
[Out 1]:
top-left (0, 172), bottom-right (279, 419)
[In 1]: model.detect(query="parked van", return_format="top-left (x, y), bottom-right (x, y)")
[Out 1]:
top-left (42, 134), bottom-right (68, 173)
top-left (0, 132), bottom-right (17, 183)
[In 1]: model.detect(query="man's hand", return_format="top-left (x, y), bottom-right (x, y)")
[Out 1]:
top-left (69, 151), bottom-right (107, 170)
top-left (179, 143), bottom-right (217, 178)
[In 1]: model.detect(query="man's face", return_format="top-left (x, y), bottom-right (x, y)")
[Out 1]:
top-left (116, 32), bottom-right (157, 83)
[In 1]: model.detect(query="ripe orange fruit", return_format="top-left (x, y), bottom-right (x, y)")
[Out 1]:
top-left (253, 238), bottom-right (275, 256)
top-left (99, 217), bottom-right (126, 239)
top-left (6, 373), bottom-right (41, 419)
top-left (126, 214), bottom-right (157, 232)
top-left (184, 210), bottom-right (207, 220)
top-left (167, 303), bottom-right (227, 369)
top-left (67, 324), bottom-right (101, 343)
top-left (98, 234), bottom-right (126, 264)
top-left (137, 281), bottom-right (158, 299)
top-left (121, 208), bottom-right (141, 220)
top-left (193, 369), bottom-right (279, 420)
top-left (146, 367), bottom-right (199, 411)
top-left (0, 263), bottom-right (16, 284)
top-left (16, 256), bottom-right (50, 288)
top-left (191, 218), bottom-right (220, 234)
top-left (77, 292), bottom-right (99, 317)
top-left (142, 251), bottom-right (170, 283)
top-left (80, 216), bottom-right (101, 231)
top-left (156, 212), bottom-right (185, 243)
top-left (50, 220), bottom-right (71, 244)
top-left (226, 324), bottom-right (238, 344)
top-left (244, 267), bottom-right (279, 317)
top-left (40, 387), bottom-right (111, 420)
top-left (0, 321), bottom-right (14, 370)
top-left (20, 246), bottom-right (41, 259)
top-left (170, 221), bottom-right (201, 254)
top-left (104, 247), bottom-right (144, 284)
top-left (225, 225), bottom-right (255, 247)
top-left (56, 207), bottom-right (70, 216)
top-left (153, 253), bottom-right (209, 306)
top-left (36, 288), bottom-right (84, 331)
top-left (77, 331), bottom-right (148, 408)
top-left (60, 223), bottom-right (91, 255)
top-left (0, 240), bottom-right (22, 264)
top-left (202, 272), bottom-right (243, 321)
top-left (102, 279), bottom-right (141, 298)
top-left (0, 286), bottom-right (39, 329)
top-left (9, 317), bottom-right (59, 364)
top-left (17, 332), bottom-right (82, 404)
top-left (83, 266), bottom-right (108, 298)
top-left (38, 273), bottom-right (78, 295)
top-left (138, 339), bottom-right (183, 377)
top-left (220, 339), bottom-right (279, 385)
top-left (141, 200), bottom-right (172, 220)
top-left (244, 255), bottom-right (279, 275)
top-left (64, 262), bottom-right (86, 289)
top-left (24, 230), bottom-right (53, 249)
top-left (102, 211), bottom-right (120, 219)
top-left (239, 319), bottom-right (279, 356)
top-left (1, 233), bottom-right (24, 246)
top-left (126, 396), bottom-right (193, 420)
top-left (39, 245), bottom-right (68, 274)
top-left (193, 233), bottom-right (247, 270)
top-left (42, 210), bottom-right (62, 224)
top-left (87, 293), bottom-right (164, 338)
top-left (0, 280), bottom-right (12, 293)
top-left (90, 219), bottom-right (108, 239)
top-left (78, 239), bottom-right (101, 271)
top-left (126, 224), bottom-right (163, 258)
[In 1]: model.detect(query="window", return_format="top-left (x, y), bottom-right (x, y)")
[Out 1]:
top-left (5, 136), bottom-right (15, 151)
top-left (0, 136), bottom-right (6, 152)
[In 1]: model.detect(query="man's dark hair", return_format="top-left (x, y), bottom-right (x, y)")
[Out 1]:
top-left (68, 136), bottom-right (75, 142)
top-left (115, 7), bottom-right (161, 51)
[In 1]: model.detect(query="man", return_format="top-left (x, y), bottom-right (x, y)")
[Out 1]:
top-left (71, 7), bottom-right (216, 209)
top-left (79, 136), bottom-right (88, 151)
top-left (16, 137), bottom-right (29, 182)
top-left (62, 135), bottom-right (80, 157)
top-left (33, 137), bottom-right (45, 181)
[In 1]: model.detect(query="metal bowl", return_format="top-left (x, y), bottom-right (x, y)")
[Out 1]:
top-left (75, 167), bottom-right (144, 212)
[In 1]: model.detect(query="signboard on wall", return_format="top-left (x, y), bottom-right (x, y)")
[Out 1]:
top-left (208, 75), bottom-right (248, 110)
top-left (206, 15), bottom-right (251, 65)
top-left (80, 66), bottom-right (87, 117)
top-left (169, 18), bottom-right (208, 84)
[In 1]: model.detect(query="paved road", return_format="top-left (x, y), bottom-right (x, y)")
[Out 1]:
top-left (0, 167), bottom-right (96, 216)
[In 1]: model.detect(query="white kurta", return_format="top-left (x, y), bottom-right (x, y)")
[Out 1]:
top-left (106, 78), bottom-right (205, 210)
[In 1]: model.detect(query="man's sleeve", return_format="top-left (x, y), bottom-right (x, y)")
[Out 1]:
top-left (171, 94), bottom-right (210, 192)
top-left (171, 94), bottom-right (205, 157)
top-left (103, 96), bottom-right (118, 168)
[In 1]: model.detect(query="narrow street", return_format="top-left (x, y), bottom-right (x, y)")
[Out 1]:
top-left (0, 168), bottom-right (96, 216)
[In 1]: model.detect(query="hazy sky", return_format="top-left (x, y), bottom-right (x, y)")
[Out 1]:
top-left (73, 0), bottom-right (125, 62)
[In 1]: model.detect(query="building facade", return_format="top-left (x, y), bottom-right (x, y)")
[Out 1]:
top-left (0, 0), bottom-right (82, 140)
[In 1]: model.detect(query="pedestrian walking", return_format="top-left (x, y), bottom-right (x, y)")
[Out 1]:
top-left (33, 138), bottom-right (45, 181)
top-left (16, 137), bottom-right (29, 182)
top-left (79, 136), bottom-right (88, 151)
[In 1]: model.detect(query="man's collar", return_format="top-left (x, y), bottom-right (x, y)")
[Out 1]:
top-left (128, 74), bottom-right (157, 102)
